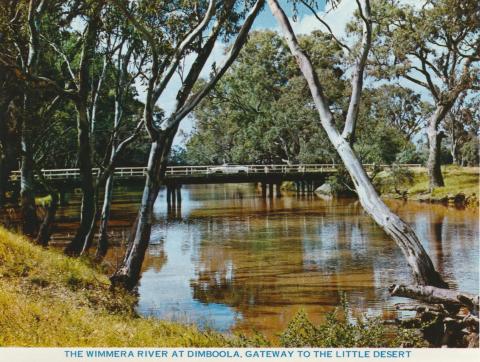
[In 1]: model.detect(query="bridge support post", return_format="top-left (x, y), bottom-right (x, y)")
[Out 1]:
top-left (276, 183), bottom-right (282, 198)
top-left (261, 182), bottom-right (267, 198)
top-left (59, 191), bottom-right (69, 206)
top-left (167, 186), bottom-right (172, 208)
top-left (176, 185), bottom-right (182, 206)
top-left (171, 187), bottom-right (176, 208)
top-left (268, 183), bottom-right (274, 198)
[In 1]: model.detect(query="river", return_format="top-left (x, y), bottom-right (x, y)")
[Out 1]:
top-left (36, 183), bottom-right (480, 337)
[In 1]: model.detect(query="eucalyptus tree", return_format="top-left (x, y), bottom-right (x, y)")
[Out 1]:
top-left (367, 84), bottom-right (431, 142)
top-left (444, 96), bottom-right (480, 166)
top-left (268, 0), bottom-right (447, 287)
top-left (185, 30), bottom-right (344, 165)
top-left (372, 0), bottom-right (480, 189)
top-left (0, 1), bottom-right (135, 250)
top-left (110, 0), bottom-right (265, 290)
top-left (94, 14), bottom-right (146, 260)
top-left (0, 0), bottom-right (51, 235)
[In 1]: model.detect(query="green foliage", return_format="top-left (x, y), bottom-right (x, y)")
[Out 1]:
top-left (355, 122), bottom-right (407, 164)
top-left (377, 165), bottom-right (415, 196)
top-left (185, 29), bottom-right (429, 167)
top-left (185, 30), bottom-right (344, 165)
top-left (279, 298), bottom-right (427, 348)
top-left (327, 165), bottom-right (356, 196)
top-left (461, 139), bottom-right (480, 166)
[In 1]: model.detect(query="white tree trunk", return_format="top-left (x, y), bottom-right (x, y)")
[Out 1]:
top-left (268, 0), bottom-right (447, 288)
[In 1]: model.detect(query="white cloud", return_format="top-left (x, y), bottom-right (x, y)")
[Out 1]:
top-left (290, 0), bottom-right (356, 36)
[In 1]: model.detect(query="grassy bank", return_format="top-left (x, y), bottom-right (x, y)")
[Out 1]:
top-left (380, 166), bottom-right (479, 204)
top-left (0, 227), bottom-right (231, 347)
top-left (0, 227), bottom-right (427, 347)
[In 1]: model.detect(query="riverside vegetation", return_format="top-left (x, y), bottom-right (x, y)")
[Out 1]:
top-left (0, 226), bottom-right (427, 347)
top-left (375, 166), bottom-right (479, 206)
top-left (0, 0), bottom-right (478, 348)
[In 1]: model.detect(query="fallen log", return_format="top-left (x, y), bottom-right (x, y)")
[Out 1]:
top-left (389, 284), bottom-right (479, 316)
top-left (389, 284), bottom-right (479, 347)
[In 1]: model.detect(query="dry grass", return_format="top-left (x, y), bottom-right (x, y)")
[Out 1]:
top-left (379, 166), bottom-right (479, 202)
top-left (0, 227), bottom-right (231, 347)
top-left (407, 166), bottom-right (479, 199)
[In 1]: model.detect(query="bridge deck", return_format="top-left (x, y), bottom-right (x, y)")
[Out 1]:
top-left (8, 164), bottom-right (422, 187)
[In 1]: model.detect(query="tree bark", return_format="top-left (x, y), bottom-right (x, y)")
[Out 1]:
top-left (268, 0), bottom-right (447, 288)
top-left (427, 115), bottom-right (445, 189)
top-left (110, 134), bottom-right (169, 289)
top-left (95, 173), bottom-right (114, 260)
top-left (64, 3), bottom-right (103, 255)
top-left (390, 284), bottom-right (479, 316)
top-left (64, 103), bottom-right (96, 255)
top-left (20, 98), bottom-right (38, 236)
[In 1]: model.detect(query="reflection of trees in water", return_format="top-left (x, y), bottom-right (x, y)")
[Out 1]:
top-left (143, 243), bottom-right (168, 274)
top-left (430, 213), bottom-right (445, 274)
top-left (189, 200), bottom-right (383, 327)
top-left (132, 190), bottom-right (478, 335)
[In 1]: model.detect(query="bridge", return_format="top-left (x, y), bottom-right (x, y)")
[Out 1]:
top-left (8, 163), bottom-right (421, 206)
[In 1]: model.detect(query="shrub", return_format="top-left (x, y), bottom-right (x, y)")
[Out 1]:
top-left (280, 297), bottom-right (427, 347)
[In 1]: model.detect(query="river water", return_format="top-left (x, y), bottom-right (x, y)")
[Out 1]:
top-left (34, 183), bottom-right (480, 337)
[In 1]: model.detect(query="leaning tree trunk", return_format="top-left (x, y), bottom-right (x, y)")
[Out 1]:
top-left (110, 134), bottom-right (170, 289)
top-left (268, 0), bottom-right (447, 288)
top-left (64, 103), bottom-right (96, 255)
top-left (332, 137), bottom-right (447, 287)
top-left (95, 173), bottom-right (114, 260)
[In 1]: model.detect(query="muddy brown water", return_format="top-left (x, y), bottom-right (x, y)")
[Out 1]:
top-left (5, 183), bottom-right (478, 338)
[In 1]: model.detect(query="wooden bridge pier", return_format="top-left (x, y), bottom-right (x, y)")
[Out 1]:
top-left (295, 180), bottom-right (317, 195)
top-left (260, 182), bottom-right (282, 198)
top-left (167, 184), bottom-right (182, 208)
top-left (276, 183), bottom-right (282, 198)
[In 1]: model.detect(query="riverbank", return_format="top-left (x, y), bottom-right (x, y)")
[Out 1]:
top-left (0, 227), bottom-right (231, 347)
top-left (380, 166), bottom-right (479, 206)
top-left (0, 226), bottom-right (428, 347)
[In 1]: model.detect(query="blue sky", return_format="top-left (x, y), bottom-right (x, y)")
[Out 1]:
top-left (252, 1), bottom-right (326, 29)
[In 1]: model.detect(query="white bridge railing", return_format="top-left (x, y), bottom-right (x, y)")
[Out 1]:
top-left (9, 164), bottom-right (422, 181)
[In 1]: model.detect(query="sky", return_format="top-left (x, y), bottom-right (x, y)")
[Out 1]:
top-left (159, 0), bottom-right (365, 145)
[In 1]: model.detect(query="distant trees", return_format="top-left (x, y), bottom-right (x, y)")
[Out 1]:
top-left (372, 0), bottom-right (480, 189)
top-left (185, 33), bottom-right (433, 167)
top-left (444, 96), bottom-right (479, 166)
top-left (185, 30), bottom-right (344, 165)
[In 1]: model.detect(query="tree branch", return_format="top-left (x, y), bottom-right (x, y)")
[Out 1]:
top-left (163, 0), bottom-right (266, 131)
top-left (299, 0), bottom-right (351, 53)
top-left (341, 0), bottom-right (371, 143)
top-left (152, 0), bottom-right (217, 103)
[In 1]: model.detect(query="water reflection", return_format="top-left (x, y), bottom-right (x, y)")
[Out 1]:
top-left (3, 182), bottom-right (477, 337)
top-left (133, 184), bottom-right (478, 338)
